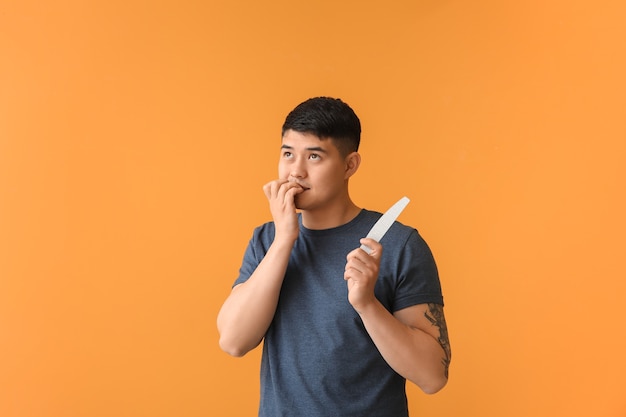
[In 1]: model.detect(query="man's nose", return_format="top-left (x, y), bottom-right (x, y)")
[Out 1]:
top-left (290, 159), bottom-right (306, 178)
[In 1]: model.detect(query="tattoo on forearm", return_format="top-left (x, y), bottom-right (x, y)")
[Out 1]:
top-left (424, 303), bottom-right (451, 379)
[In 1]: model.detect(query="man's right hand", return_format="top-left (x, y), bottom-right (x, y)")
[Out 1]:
top-left (263, 179), bottom-right (304, 243)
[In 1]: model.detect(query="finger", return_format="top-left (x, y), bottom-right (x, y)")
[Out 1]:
top-left (281, 182), bottom-right (304, 204)
top-left (280, 180), bottom-right (302, 192)
top-left (263, 181), bottom-right (274, 199)
top-left (359, 238), bottom-right (383, 258)
top-left (345, 259), bottom-right (362, 274)
top-left (264, 179), bottom-right (290, 200)
top-left (347, 248), bottom-right (370, 265)
top-left (344, 265), bottom-right (360, 281)
top-left (263, 179), bottom-right (279, 198)
top-left (345, 252), bottom-right (369, 279)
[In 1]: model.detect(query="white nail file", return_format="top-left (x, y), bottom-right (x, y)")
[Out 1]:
top-left (360, 196), bottom-right (410, 254)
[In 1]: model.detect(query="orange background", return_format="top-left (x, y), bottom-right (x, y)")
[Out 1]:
top-left (2, 1), bottom-right (625, 416)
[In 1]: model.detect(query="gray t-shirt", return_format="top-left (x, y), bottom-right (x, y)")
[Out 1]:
top-left (235, 209), bottom-right (443, 417)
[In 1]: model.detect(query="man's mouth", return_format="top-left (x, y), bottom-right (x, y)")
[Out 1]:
top-left (290, 179), bottom-right (310, 190)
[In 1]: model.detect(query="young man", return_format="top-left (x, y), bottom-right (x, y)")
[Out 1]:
top-left (217, 97), bottom-right (451, 416)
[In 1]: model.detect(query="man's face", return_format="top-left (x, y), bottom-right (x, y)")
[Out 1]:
top-left (278, 129), bottom-right (350, 212)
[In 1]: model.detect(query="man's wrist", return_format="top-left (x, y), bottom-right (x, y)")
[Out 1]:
top-left (272, 234), bottom-right (298, 249)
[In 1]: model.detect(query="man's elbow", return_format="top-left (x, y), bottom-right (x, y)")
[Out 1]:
top-left (217, 315), bottom-right (249, 357)
top-left (218, 331), bottom-right (261, 358)
top-left (420, 376), bottom-right (448, 395)
top-left (218, 335), bottom-right (248, 357)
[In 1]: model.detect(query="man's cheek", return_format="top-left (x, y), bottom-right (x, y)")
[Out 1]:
top-left (277, 165), bottom-right (289, 180)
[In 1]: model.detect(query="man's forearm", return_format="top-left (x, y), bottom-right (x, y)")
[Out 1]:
top-left (217, 239), bottom-right (294, 356)
top-left (357, 301), bottom-right (449, 394)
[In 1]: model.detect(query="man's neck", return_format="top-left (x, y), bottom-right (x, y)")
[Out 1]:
top-left (300, 200), bottom-right (361, 230)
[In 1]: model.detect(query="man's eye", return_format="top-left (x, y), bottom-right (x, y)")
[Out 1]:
top-left (309, 154), bottom-right (320, 160)
top-left (283, 151), bottom-right (292, 158)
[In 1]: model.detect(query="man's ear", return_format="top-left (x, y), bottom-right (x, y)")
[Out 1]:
top-left (344, 152), bottom-right (361, 179)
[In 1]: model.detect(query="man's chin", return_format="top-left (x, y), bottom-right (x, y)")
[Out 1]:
top-left (294, 193), bottom-right (308, 210)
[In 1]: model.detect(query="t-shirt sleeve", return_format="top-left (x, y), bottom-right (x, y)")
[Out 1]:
top-left (392, 229), bottom-right (443, 311)
top-left (233, 223), bottom-right (274, 288)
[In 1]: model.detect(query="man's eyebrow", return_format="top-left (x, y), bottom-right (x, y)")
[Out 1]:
top-left (307, 147), bottom-right (328, 153)
top-left (280, 144), bottom-right (328, 153)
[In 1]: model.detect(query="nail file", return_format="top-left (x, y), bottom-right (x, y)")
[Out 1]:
top-left (360, 196), bottom-right (410, 254)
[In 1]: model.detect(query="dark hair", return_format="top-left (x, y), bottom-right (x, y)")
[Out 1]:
top-left (281, 97), bottom-right (361, 156)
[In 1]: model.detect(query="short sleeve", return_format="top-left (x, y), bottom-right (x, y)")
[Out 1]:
top-left (233, 223), bottom-right (275, 288)
top-left (391, 229), bottom-right (443, 311)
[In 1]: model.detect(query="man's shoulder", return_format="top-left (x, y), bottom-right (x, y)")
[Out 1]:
top-left (250, 220), bottom-right (276, 242)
